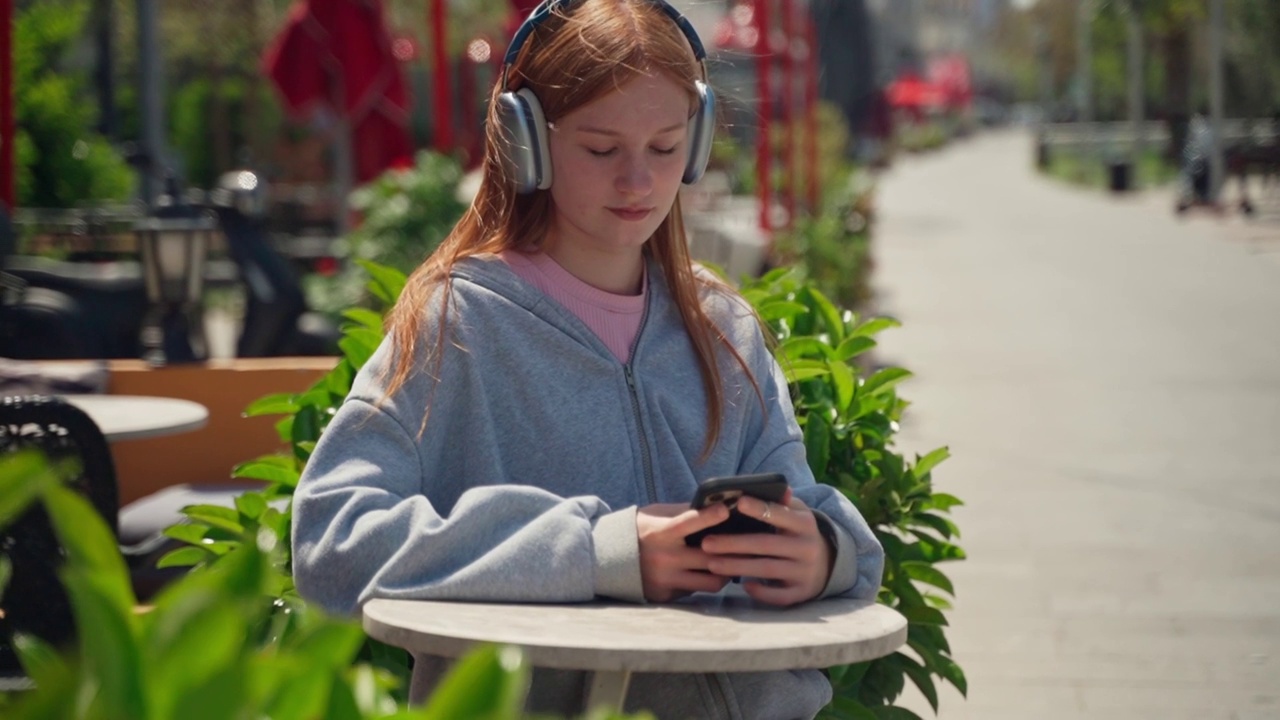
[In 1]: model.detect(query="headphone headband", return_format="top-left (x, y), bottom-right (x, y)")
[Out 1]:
top-left (493, 0), bottom-right (716, 192)
top-left (502, 0), bottom-right (707, 85)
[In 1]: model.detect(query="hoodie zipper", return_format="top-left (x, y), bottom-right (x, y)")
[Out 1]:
top-left (623, 286), bottom-right (656, 504)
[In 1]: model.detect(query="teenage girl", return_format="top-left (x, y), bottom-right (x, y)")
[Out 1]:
top-left (292, 1), bottom-right (884, 717)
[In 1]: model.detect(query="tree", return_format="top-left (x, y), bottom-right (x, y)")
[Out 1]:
top-left (14, 0), bottom-right (133, 208)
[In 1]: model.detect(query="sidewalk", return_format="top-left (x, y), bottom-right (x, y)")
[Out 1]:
top-left (871, 129), bottom-right (1280, 719)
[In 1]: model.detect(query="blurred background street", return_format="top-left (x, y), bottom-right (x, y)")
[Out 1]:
top-left (877, 128), bottom-right (1280, 718)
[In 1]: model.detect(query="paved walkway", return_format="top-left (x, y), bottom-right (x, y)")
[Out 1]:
top-left (871, 129), bottom-right (1280, 719)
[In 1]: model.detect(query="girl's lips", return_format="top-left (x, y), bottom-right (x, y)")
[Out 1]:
top-left (608, 207), bottom-right (653, 221)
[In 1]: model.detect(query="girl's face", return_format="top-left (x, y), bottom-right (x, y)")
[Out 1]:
top-left (544, 70), bottom-right (691, 262)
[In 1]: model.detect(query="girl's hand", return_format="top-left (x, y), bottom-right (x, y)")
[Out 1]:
top-left (698, 489), bottom-right (832, 606)
top-left (636, 502), bottom-right (732, 602)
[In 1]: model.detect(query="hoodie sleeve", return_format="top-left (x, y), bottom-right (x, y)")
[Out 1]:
top-left (291, 394), bottom-right (648, 616)
top-left (734, 326), bottom-right (886, 601)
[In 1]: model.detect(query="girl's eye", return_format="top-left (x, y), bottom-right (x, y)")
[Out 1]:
top-left (651, 146), bottom-right (678, 156)
top-left (587, 148), bottom-right (616, 158)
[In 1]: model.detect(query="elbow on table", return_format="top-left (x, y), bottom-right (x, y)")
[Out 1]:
top-left (292, 538), bottom-right (364, 618)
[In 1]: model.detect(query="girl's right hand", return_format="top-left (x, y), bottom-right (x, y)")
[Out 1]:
top-left (636, 503), bottom-right (732, 602)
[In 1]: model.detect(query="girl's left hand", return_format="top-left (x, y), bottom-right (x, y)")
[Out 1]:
top-left (697, 489), bottom-right (831, 606)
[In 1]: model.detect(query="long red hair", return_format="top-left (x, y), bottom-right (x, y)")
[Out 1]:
top-left (383, 0), bottom-right (759, 452)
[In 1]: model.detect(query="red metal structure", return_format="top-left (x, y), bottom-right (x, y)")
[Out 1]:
top-left (753, 0), bottom-right (773, 232)
top-left (430, 0), bottom-right (453, 152)
top-left (803, 6), bottom-right (818, 212)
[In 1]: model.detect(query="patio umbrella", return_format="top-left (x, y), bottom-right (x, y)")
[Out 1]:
top-left (262, 0), bottom-right (412, 184)
top-left (886, 73), bottom-right (943, 111)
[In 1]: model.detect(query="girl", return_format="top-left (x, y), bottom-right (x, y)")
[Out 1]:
top-left (292, 0), bottom-right (884, 717)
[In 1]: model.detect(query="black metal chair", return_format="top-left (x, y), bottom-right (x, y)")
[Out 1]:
top-left (0, 395), bottom-right (118, 685)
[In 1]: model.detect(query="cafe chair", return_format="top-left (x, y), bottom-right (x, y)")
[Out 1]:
top-left (0, 395), bottom-right (119, 689)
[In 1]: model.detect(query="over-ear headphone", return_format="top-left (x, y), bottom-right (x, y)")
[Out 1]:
top-left (494, 0), bottom-right (716, 194)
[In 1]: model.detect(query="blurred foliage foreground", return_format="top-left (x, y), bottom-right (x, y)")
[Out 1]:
top-left (0, 451), bottom-right (644, 720)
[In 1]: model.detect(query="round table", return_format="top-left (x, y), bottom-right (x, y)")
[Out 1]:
top-left (363, 594), bottom-right (907, 712)
top-left (62, 394), bottom-right (209, 442)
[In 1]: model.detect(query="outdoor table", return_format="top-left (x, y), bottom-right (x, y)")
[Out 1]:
top-left (62, 394), bottom-right (209, 442)
top-left (363, 594), bottom-right (908, 713)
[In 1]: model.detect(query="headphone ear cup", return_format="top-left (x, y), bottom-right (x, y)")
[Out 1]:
top-left (495, 88), bottom-right (554, 194)
top-left (683, 80), bottom-right (716, 185)
top-left (519, 88), bottom-right (554, 190)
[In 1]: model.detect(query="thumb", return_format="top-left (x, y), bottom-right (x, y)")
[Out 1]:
top-left (668, 502), bottom-right (730, 536)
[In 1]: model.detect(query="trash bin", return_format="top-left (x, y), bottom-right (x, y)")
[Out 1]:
top-left (1108, 161), bottom-right (1132, 193)
top-left (1036, 138), bottom-right (1051, 169)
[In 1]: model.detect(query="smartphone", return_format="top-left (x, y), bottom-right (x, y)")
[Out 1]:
top-left (684, 473), bottom-right (789, 547)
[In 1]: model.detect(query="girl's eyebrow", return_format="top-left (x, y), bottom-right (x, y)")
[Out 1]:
top-left (576, 122), bottom-right (685, 136)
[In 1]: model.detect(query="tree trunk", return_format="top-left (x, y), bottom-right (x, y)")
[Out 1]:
top-left (1162, 24), bottom-right (1191, 162)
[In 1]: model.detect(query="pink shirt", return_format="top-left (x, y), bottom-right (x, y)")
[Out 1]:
top-left (499, 250), bottom-right (646, 363)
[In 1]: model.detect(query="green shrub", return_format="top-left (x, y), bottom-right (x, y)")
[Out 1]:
top-left (738, 268), bottom-right (966, 718)
top-left (771, 166), bottom-right (876, 313)
top-left (305, 152), bottom-right (468, 317)
top-left (0, 450), bottom-right (643, 719)
top-left (159, 257), bottom-right (965, 717)
top-left (14, 0), bottom-right (134, 208)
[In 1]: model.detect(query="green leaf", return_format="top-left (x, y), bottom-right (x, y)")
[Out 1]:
top-left (163, 523), bottom-right (211, 545)
top-left (912, 512), bottom-right (961, 540)
top-left (182, 505), bottom-right (246, 535)
top-left (292, 624), bottom-right (366, 670)
top-left (892, 652), bottom-right (938, 713)
top-left (157, 546), bottom-right (214, 569)
top-left (420, 645), bottom-right (529, 720)
top-left (293, 405), bottom-right (322, 449)
top-left (342, 307), bottom-right (385, 332)
top-left (828, 696), bottom-right (879, 720)
top-left (356, 259), bottom-right (408, 305)
top-left (829, 359), bottom-right (856, 412)
top-left (758, 300), bottom-right (810, 323)
top-left (12, 632), bottom-right (67, 688)
top-left (44, 485), bottom-right (136, 612)
top-left (924, 492), bottom-right (964, 512)
top-left (869, 704), bottom-right (926, 719)
top-left (787, 366), bottom-right (833, 383)
top-left (146, 595), bottom-right (249, 719)
top-left (0, 450), bottom-right (58, 528)
top-left (235, 492), bottom-right (269, 520)
top-left (233, 460), bottom-right (301, 488)
top-left (900, 605), bottom-right (948, 626)
top-left (912, 536), bottom-right (966, 563)
top-left (901, 561), bottom-right (955, 596)
top-left (912, 447), bottom-right (950, 480)
top-left (803, 286), bottom-right (845, 342)
top-left (60, 568), bottom-right (148, 719)
top-left (339, 328), bottom-right (382, 371)
top-left (923, 593), bottom-right (953, 610)
top-left (244, 392), bottom-right (300, 417)
top-left (834, 335), bottom-right (876, 361)
top-left (909, 635), bottom-right (967, 695)
top-left (861, 367), bottom-right (912, 397)
top-left (851, 317), bottom-right (901, 338)
top-left (324, 360), bottom-right (356, 399)
top-left (804, 412), bottom-right (831, 477)
top-left (778, 336), bottom-right (832, 362)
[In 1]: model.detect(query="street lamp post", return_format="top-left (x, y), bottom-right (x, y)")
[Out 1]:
top-left (1207, 0), bottom-right (1225, 201)
top-left (134, 196), bottom-right (216, 366)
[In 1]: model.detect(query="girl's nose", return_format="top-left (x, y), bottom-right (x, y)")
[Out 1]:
top-left (616, 154), bottom-right (654, 197)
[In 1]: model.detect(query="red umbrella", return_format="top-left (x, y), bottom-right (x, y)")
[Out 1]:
top-left (886, 73), bottom-right (944, 110)
top-left (262, 0), bottom-right (412, 183)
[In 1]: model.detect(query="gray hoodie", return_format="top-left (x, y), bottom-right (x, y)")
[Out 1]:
top-left (292, 254), bottom-right (885, 719)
